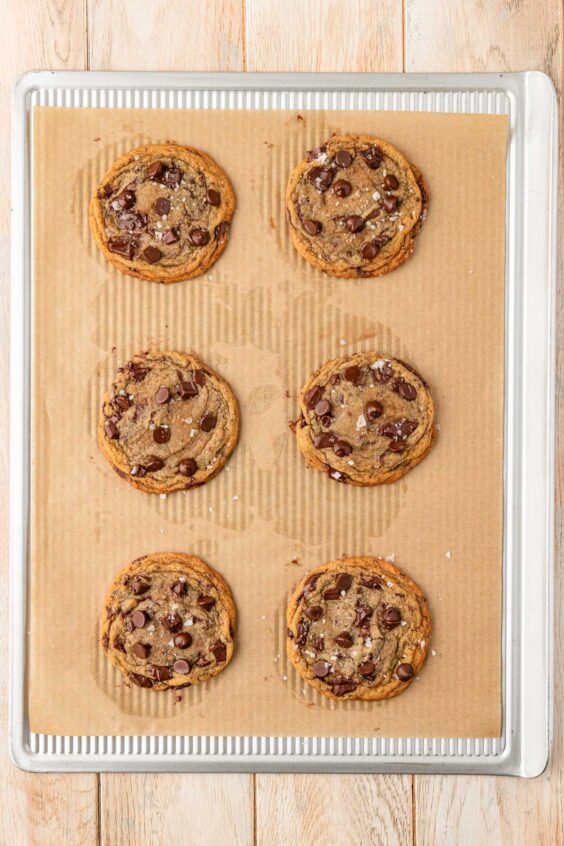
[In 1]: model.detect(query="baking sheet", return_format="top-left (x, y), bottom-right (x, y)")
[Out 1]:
top-left (29, 106), bottom-right (507, 738)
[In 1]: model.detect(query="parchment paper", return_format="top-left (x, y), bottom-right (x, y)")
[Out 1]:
top-left (29, 106), bottom-right (507, 737)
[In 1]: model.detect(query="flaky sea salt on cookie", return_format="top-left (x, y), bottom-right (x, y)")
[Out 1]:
top-left (101, 552), bottom-right (236, 691)
top-left (285, 134), bottom-right (428, 278)
top-left (286, 556), bottom-right (431, 701)
top-left (292, 352), bottom-right (436, 486)
top-left (98, 350), bottom-right (239, 494)
top-left (89, 143), bottom-right (235, 283)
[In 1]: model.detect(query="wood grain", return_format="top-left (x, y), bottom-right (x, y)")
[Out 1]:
top-left (0, 2), bottom-right (99, 845)
top-left (101, 774), bottom-right (254, 845)
top-left (88, 0), bottom-right (244, 71)
top-left (407, 1), bottom-right (564, 843)
top-left (246, 0), bottom-right (403, 72)
top-left (255, 774), bottom-right (412, 846)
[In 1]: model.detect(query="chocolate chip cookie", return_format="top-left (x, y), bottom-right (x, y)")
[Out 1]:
top-left (98, 350), bottom-right (239, 493)
top-left (287, 556), bottom-right (431, 701)
top-left (292, 352), bottom-right (436, 486)
top-left (89, 143), bottom-right (235, 283)
top-left (101, 552), bottom-right (236, 691)
top-left (285, 134), bottom-right (428, 278)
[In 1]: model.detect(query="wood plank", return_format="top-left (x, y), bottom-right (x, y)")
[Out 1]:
top-left (0, 2), bottom-right (99, 845)
top-left (88, 5), bottom-right (254, 844)
top-left (256, 774), bottom-right (412, 846)
top-left (407, 1), bottom-right (564, 843)
top-left (246, 0), bottom-right (403, 72)
top-left (101, 774), bottom-right (254, 845)
top-left (246, 6), bottom-right (413, 843)
top-left (88, 0), bottom-right (244, 71)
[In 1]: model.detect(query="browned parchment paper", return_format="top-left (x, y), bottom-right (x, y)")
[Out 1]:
top-left (29, 107), bottom-right (507, 738)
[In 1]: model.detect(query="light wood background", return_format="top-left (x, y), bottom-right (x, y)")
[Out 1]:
top-left (0, 2), bottom-right (561, 844)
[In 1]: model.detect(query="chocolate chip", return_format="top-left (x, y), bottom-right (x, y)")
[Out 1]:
top-left (336, 573), bottom-right (353, 592)
top-left (211, 641), bottom-right (227, 662)
top-left (312, 635), bottom-right (325, 651)
top-left (332, 680), bottom-right (357, 696)
top-left (145, 456), bottom-right (164, 472)
top-left (361, 242), bottom-right (379, 260)
top-left (314, 399), bottom-right (331, 417)
top-left (361, 575), bottom-right (382, 589)
top-left (131, 365), bottom-right (149, 382)
top-left (295, 620), bottom-right (309, 646)
top-left (313, 432), bottom-right (336, 449)
top-left (200, 414), bottom-right (217, 432)
top-left (143, 245), bottom-right (162, 263)
top-left (189, 228), bottom-right (210, 246)
top-left (104, 419), bottom-right (119, 439)
top-left (115, 189), bottom-right (136, 209)
top-left (133, 642), bottom-right (150, 659)
top-left (131, 579), bottom-right (150, 595)
top-left (344, 365), bottom-right (361, 384)
top-left (154, 197), bottom-right (171, 215)
top-left (171, 580), bottom-right (187, 596)
top-left (98, 184), bottom-right (112, 199)
top-left (304, 385), bottom-right (323, 410)
top-left (381, 418), bottom-right (418, 439)
top-left (153, 386), bottom-right (169, 405)
top-left (305, 145), bottom-right (326, 162)
top-left (206, 189), bottom-right (220, 206)
top-left (165, 166), bottom-right (182, 186)
top-left (323, 587), bottom-right (341, 600)
top-left (198, 595), bottom-right (216, 611)
top-left (372, 361), bottom-right (393, 383)
top-left (345, 215), bottom-right (364, 233)
top-left (114, 637), bottom-right (126, 652)
top-left (335, 149), bottom-right (353, 168)
top-left (193, 369), bottom-right (206, 386)
top-left (178, 380), bottom-right (198, 399)
top-left (153, 426), bottom-right (170, 444)
top-left (305, 605), bottom-right (323, 621)
top-left (313, 660), bottom-right (332, 678)
top-left (361, 146), bottom-right (383, 169)
top-left (131, 610), bottom-right (148, 629)
top-left (151, 665), bottom-right (173, 682)
top-left (174, 632), bottom-right (192, 649)
top-left (178, 458), bottom-right (197, 477)
top-left (130, 464), bottom-right (147, 477)
top-left (335, 631), bottom-right (353, 648)
top-left (148, 161), bottom-right (165, 180)
top-left (333, 179), bottom-right (352, 199)
top-left (382, 607), bottom-right (402, 629)
top-left (215, 221), bottom-right (229, 240)
top-left (333, 439), bottom-right (352, 457)
top-left (108, 238), bottom-right (136, 259)
top-left (173, 659), bottom-right (191, 675)
top-left (389, 440), bottom-right (406, 453)
top-left (358, 661), bottom-right (376, 677)
top-left (399, 381), bottom-right (417, 401)
top-left (117, 211), bottom-right (147, 231)
top-left (303, 573), bottom-right (321, 597)
top-left (383, 195), bottom-right (398, 212)
top-left (397, 663), bottom-right (414, 681)
top-left (355, 603), bottom-right (373, 627)
top-left (130, 672), bottom-right (153, 688)
top-left (163, 612), bottom-right (182, 633)
top-left (304, 219), bottom-right (322, 235)
top-left (384, 174), bottom-right (399, 190)
top-left (162, 227), bottom-right (180, 244)
top-left (115, 395), bottom-right (131, 410)
top-left (307, 166), bottom-right (334, 192)
top-left (365, 400), bottom-right (383, 421)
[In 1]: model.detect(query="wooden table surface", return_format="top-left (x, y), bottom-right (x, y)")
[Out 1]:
top-left (0, 2), bottom-right (561, 844)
